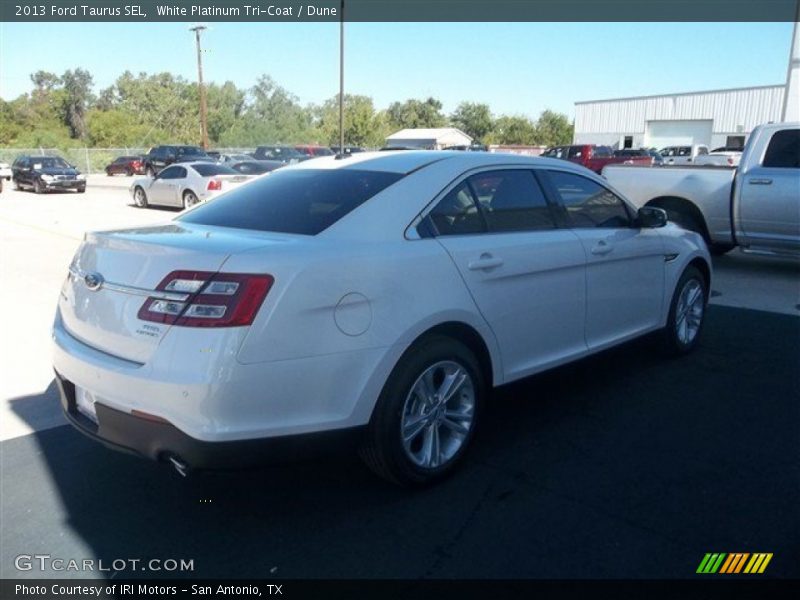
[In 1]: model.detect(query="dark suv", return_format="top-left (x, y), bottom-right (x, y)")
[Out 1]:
top-left (12, 155), bottom-right (86, 193)
top-left (142, 145), bottom-right (214, 176)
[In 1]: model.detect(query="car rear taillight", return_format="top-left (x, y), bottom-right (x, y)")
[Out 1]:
top-left (207, 179), bottom-right (222, 191)
top-left (137, 270), bottom-right (273, 327)
top-left (132, 160), bottom-right (141, 168)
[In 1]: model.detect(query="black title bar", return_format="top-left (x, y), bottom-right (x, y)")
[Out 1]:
top-left (1, 0), bottom-right (799, 22)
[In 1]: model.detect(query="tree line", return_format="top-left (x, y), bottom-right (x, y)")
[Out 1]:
top-left (0, 69), bottom-right (574, 149)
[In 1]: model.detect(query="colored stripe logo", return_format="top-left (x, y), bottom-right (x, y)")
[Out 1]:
top-left (697, 553), bottom-right (773, 574)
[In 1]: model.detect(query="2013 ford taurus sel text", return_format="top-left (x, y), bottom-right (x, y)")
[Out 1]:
top-left (52, 151), bottom-right (711, 485)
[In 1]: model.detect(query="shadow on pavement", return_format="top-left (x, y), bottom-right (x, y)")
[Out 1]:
top-left (3, 306), bottom-right (799, 579)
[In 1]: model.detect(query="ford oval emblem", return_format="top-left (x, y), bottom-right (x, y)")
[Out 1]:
top-left (84, 272), bottom-right (104, 291)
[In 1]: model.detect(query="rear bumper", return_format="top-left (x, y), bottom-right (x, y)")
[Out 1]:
top-left (55, 370), bottom-right (364, 470)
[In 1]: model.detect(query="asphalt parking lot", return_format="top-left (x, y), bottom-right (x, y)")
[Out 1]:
top-left (1, 183), bottom-right (798, 579)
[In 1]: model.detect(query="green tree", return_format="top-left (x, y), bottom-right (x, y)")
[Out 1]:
top-left (60, 68), bottom-right (94, 140)
top-left (535, 110), bottom-right (573, 146)
top-left (386, 97), bottom-right (446, 130)
top-left (486, 115), bottom-right (538, 145)
top-left (316, 94), bottom-right (389, 147)
top-left (450, 102), bottom-right (492, 142)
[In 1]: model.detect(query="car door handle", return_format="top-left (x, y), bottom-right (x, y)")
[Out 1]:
top-left (468, 254), bottom-right (504, 271)
top-left (591, 240), bottom-right (614, 255)
top-left (748, 178), bottom-right (772, 185)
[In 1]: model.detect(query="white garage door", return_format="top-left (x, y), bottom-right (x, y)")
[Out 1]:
top-left (645, 120), bottom-right (713, 149)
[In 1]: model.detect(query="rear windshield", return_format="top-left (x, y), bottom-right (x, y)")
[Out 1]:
top-left (178, 168), bottom-right (403, 235)
top-left (192, 163), bottom-right (239, 177)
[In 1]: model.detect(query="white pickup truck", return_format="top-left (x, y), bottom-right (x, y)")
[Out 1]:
top-left (604, 122), bottom-right (800, 256)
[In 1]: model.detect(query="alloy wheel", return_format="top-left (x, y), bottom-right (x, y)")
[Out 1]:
top-left (400, 360), bottom-right (475, 470)
top-left (675, 278), bottom-right (704, 345)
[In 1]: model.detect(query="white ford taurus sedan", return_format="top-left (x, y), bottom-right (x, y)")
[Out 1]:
top-left (130, 161), bottom-right (251, 210)
top-left (53, 151), bottom-right (711, 485)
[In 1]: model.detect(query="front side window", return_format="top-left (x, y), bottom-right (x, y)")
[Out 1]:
top-left (677, 147), bottom-right (692, 156)
top-left (178, 168), bottom-right (402, 235)
top-left (468, 170), bottom-right (556, 233)
top-left (545, 170), bottom-right (632, 229)
top-left (763, 129), bottom-right (800, 168)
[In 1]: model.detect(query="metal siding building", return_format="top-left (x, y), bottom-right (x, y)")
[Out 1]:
top-left (573, 85), bottom-right (786, 150)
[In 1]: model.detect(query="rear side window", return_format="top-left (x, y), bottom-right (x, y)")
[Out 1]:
top-left (469, 170), bottom-right (556, 232)
top-left (178, 169), bottom-right (403, 235)
top-left (545, 170), bottom-right (632, 229)
top-left (159, 166), bottom-right (186, 179)
top-left (763, 129), bottom-right (800, 168)
top-left (192, 164), bottom-right (238, 177)
top-left (429, 181), bottom-right (485, 236)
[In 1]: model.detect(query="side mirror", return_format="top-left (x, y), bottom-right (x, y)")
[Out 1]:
top-left (637, 206), bottom-right (668, 228)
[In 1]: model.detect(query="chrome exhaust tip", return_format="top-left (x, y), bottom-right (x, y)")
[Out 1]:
top-left (168, 455), bottom-right (189, 477)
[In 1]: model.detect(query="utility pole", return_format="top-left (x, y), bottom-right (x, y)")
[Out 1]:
top-left (190, 25), bottom-right (210, 150)
top-left (338, 0), bottom-right (345, 156)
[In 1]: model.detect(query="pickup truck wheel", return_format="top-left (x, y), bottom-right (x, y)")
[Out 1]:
top-left (360, 335), bottom-right (484, 486)
top-left (146, 166), bottom-right (155, 178)
top-left (664, 209), bottom-right (703, 238)
top-left (661, 266), bottom-right (707, 356)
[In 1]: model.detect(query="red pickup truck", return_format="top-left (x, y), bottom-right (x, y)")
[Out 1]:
top-left (542, 144), bottom-right (653, 174)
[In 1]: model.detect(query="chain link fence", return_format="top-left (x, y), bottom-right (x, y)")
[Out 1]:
top-left (0, 148), bottom-right (256, 175)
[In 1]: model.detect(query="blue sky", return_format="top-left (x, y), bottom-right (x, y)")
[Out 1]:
top-left (0, 22), bottom-right (793, 119)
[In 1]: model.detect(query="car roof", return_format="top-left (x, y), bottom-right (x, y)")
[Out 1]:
top-left (286, 150), bottom-right (593, 175)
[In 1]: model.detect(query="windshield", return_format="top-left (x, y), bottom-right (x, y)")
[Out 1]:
top-left (178, 168), bottom-right (403, 235)
top-left (176, 146), bottom-right (206, 157)
top-left (33, 157), bottom-right (70, 169)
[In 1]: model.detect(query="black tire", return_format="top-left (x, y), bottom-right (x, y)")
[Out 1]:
top-left (33, 179), bottom-right (43, 194)
top-left (133, 186), bottom-right (148, 208)
top-left (661, 265), bottom-right (708, 357)
top-left (360, 335), bottom-right (485, 486)
top-left (126, 168), bottom-right (134, 176)
top-left (182, 190), bottom-right (199, 209)
top-left (13, 178), bottom-right (20, 191)
top-left (146, 166), bottom-right (156, 178)
top-left (77, 186), bottom-right (86, 194)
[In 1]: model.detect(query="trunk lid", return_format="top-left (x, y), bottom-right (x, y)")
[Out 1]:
top-left (58, 222), bottom-right (293, 363)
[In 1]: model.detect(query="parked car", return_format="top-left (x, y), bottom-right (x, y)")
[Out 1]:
top-left (0, 161), bottom-right (12, 181)
top-left (54, 150), bottom-right (710, 486)
top-left (130, 162), bottom-right (250, 209)
top-left (252, 145), bottom-right (306, 164)
top-left (295, 144), bottom-right (335, 157)
top-left (142, 145), bottom-right (214, 177)
top-left (12, 155), bottom-right (86, 193)
top-left (658, 144), bottom-right (709, 165)
top-left (228, 160), bottom-right (283, 175)
top-left (604, 122), bottom-right (799, 257)
top-left (613, 148), bottom-right (664, 166)
top-left (542, 144), bottom-right (651, 173)
top-left (105, 155), bottom-right (145, 176)
top-left (693, 147), bottom-right (743, 167)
